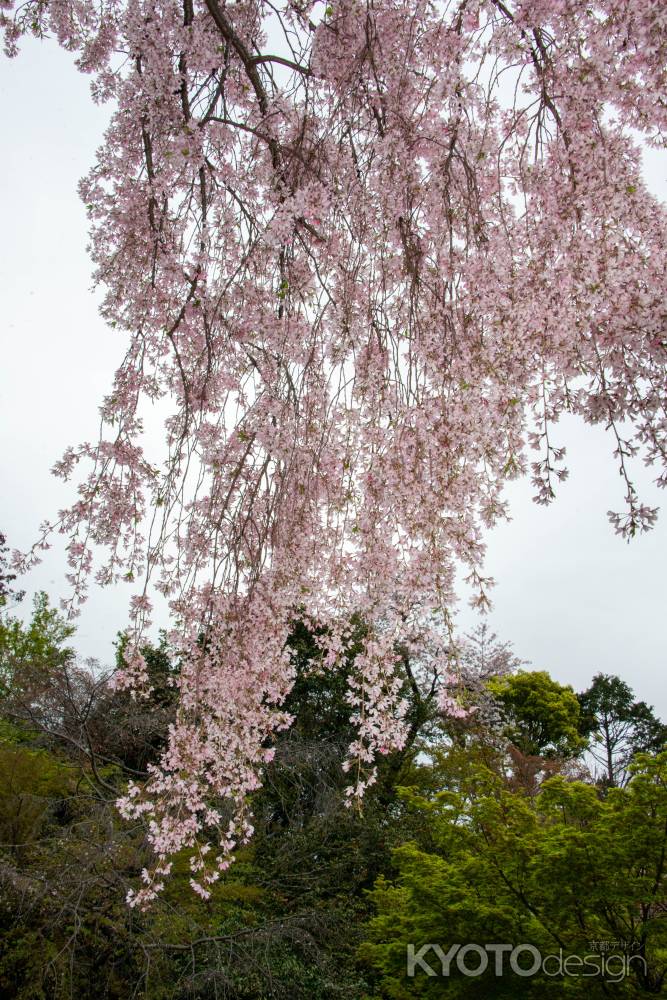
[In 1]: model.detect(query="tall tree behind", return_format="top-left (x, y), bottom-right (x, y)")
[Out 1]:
top-left (578, 674), bottom-right (667, 788)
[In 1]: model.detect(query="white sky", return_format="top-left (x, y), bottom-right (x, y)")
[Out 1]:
top-left (1, 39), bottom-right (665, 714)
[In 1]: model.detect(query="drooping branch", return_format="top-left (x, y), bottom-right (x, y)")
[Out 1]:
top-left (2, 0), bottom-right (666, 906)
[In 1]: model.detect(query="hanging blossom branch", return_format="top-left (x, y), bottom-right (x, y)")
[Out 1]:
top-left (2, 0), bottom-right (667, 904)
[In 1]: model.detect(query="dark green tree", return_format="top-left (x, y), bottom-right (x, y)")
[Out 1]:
top-left (578, 673), bottom-right (667, 788)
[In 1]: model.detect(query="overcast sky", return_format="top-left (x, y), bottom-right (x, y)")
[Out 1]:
top-left (1, 38), bottom-right (665, 713)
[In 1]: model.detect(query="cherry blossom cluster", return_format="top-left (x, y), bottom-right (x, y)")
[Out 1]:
top-left (3, 0), bottom-right (666, 903)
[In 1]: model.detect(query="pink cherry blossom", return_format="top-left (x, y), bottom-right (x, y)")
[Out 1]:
top-left (3, 0), bottom-right (666, 905)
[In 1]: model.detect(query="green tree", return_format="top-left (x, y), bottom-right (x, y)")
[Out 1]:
top-left (0, 591), bottom-right (75, 703)
top-left (578, 674), bottom-right (667, 788)
top-left (488, 670), bottom-right (586, 759)
top-left (361, 749), bottom-right (667, 998)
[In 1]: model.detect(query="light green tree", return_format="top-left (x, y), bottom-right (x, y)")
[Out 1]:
top-left (487, 669), bottom-right (586, 759)
top-left (361, 748), bottom-right (667, 998)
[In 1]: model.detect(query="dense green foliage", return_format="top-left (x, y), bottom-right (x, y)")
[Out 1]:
top-left (0, 588), bottom-right (664, 998)
top-left (361, 748), bottom-right (667, 997)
